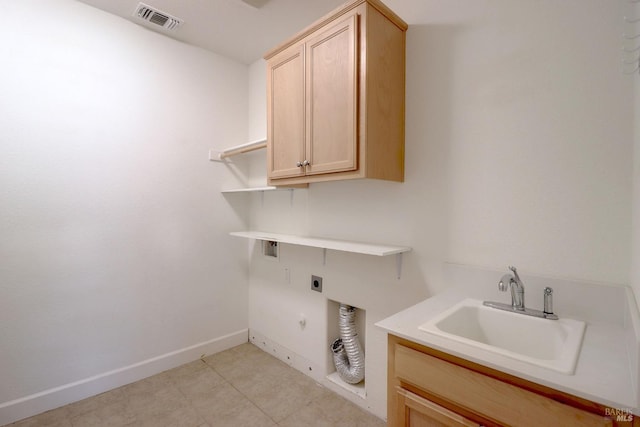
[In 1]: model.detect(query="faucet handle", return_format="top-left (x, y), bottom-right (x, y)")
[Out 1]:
top-left (509, 266), bottom-right (522, 283)
top-left (543, 287), bottom-right (554, 315)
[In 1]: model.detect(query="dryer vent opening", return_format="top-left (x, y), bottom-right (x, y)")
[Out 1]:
top-left (330, 304), bottom-right (365, 384)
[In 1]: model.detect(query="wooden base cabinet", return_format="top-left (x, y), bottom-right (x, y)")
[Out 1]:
top-left (387, 335), bottom-right (634, 427)
top-left (265, 0), bottom-right (407, 186)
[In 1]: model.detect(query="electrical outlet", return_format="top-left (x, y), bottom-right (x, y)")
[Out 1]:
top-left (311, 275), bottom-right (323, 292)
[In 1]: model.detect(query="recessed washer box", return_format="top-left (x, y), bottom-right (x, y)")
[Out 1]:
top-left (262, 240), bottom-right (279, 260)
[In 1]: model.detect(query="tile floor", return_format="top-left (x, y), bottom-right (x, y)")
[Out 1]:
top-left (5, 343), bottom-right (385, 427)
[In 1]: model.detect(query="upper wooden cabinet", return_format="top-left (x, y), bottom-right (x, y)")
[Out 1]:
top-left (265, 0), bottom-right (407, 186)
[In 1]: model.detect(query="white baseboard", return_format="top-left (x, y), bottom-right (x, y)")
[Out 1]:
top-left (248, 329), bottom-right (326, 383)
top-left (248, 329), bottom-right (378, 418)
top-left (0, 329), bottom-right (248, 426)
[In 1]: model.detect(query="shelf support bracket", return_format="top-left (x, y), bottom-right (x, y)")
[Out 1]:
top-left (396, 253), bottom-right (403, 280)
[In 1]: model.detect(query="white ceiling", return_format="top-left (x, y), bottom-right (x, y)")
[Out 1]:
top-left (77, 0), bottom-right (348, 64)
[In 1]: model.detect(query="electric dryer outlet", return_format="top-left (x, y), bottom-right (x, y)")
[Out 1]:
top-left (311, 275), bottom-right (323, 292)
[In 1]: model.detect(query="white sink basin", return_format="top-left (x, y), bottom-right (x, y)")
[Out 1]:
top-left (418, 299), bottom-right (586, 374)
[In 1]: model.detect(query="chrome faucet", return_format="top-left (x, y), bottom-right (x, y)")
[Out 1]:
top-left (543, 287), bottom-right (554, 316)
top-left (499, 266), bottom-right (525, 310)
top-left (484, 266), bottom-right (558, 320)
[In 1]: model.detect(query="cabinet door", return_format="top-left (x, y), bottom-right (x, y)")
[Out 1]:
top-left (267, 43), bottom-right (306, 179)
top-left (305, 13), bottom-right (358, 176)
top-left (396, 388), bottom-right (482, 427)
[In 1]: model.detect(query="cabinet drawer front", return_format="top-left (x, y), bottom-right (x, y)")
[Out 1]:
top-left (396, 387), bottom-right (481, 427)
top-left (394, 345), bottom-right (611, 427)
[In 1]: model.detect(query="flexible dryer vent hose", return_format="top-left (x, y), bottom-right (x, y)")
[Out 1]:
top-left (330, 304), bottom-right (365, 384)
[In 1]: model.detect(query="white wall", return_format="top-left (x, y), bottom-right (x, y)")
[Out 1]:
top-left (632, 4), bottom-right (640, 313)
top-left (0, 0), bottom-right (250, 422)
top-left (246, 0), bottom-right (634, 419)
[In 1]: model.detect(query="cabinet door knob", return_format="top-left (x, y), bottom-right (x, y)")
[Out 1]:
top-left (302, 160), bottom-right (310, 166)
top-left (296, 161), bottom-right (303, 167)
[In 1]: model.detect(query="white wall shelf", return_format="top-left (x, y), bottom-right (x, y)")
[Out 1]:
top-left (211, 138), bottom-right (280, 194)
top-left (230, 231), bottom-right (411, 278)
top-left (230, 231), bottom-right (411, 256)
top-left (221, 186), bottom-right (279, 193)
top-left (222, 185), bottom-right (307, 194)
top-left (222, 188), bottom-right (303, 209)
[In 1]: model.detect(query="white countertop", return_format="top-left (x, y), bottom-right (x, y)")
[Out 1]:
top-left (376, 264), bottom-right (640, 414)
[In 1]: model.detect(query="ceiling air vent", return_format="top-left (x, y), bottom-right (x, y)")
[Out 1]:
top-left (133, 3), bottom-right (182, 31)
top-left (240, 0), bottom-right (271, 8)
